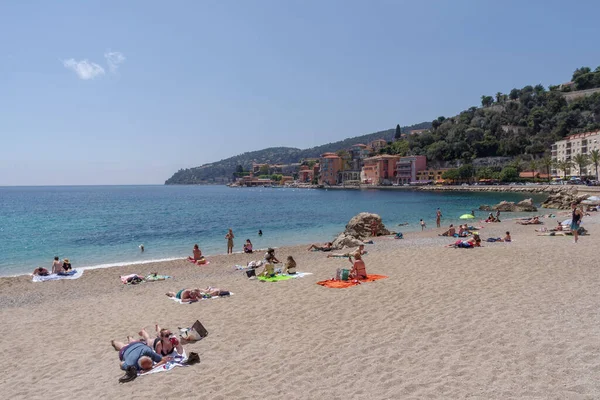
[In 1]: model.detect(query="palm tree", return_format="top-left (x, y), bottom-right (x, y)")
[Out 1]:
top-left (590, 149), bottom-right (600, 180)
top-left (540, 155), bottom-right (553, 183)
top-left (528, 159), bottom-right (537, 179)
top-left (557, 159), bottom-right (573, 180)
top-left (495, 92), bottom-right (503, 103)
top-left (573, 153), bottom-right (590, 178)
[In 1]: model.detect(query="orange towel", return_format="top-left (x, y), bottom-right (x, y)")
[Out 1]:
top-left (316, 274), bottom-right (388, 289)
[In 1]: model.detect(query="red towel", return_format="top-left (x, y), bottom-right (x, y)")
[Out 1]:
top-left (316, 274), bottom-right (388, 289)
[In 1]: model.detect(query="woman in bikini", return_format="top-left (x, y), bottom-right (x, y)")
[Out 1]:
top-left (165, 288), bottom-right (201, 303)
top-left (188, 244), bottom-right (203, 261)
top-left (348, 249), bottom-right (367, 279)
top-left (139, 325), bottom-right (184, 357)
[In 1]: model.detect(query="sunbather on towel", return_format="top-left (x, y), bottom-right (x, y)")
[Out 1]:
top-left (188, 244), bottom-right (204, 262)
top-left (32, 267), bottom-right (49, 276)
top-left (439, 224), bottom-right (456, 237)
top-left (111, 337), bottom-right (172, 382)
top-left (140, 325), bottom-right (183, 356)
top-left (516, 217), bottom-right (541, 225)
top-left (307, 242), bottom-right (333, 252)
top-left (327, 244), bottom-right (367, 258)
top-left (166, 288), bottom-right (202, 303)
top-left (283, 256), bottom-right (297, 275)
top-left (348, 249), bottom-right (367, 279)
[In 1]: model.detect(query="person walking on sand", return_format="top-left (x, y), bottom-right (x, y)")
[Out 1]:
top-left (370, 220), bottom-right (378, 237)
top-left (225, 229), bottom-right (235, 254)
top-left (420, 219), bottom-right (426, 231)
top-left (571, 202), bottom-right (583, 243)
top-left (436, 208), bottom-right (442, 228)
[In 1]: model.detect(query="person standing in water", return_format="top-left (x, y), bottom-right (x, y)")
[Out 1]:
top-left (436, 208), bottom-right (442, 228)
top-left (225, 229), bottom-right (235, 254)
top-left (258, 229), bottom-right (263, 236)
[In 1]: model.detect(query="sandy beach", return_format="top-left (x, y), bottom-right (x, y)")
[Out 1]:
top-left (2, 211), bottom-right (599, 399)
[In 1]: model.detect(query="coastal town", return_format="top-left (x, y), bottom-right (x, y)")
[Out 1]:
top-left (230, 129), bottom-right (600, 189)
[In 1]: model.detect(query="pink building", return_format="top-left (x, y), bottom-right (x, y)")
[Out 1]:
top-left (396, 155), bottom-right (427, 184)
top-left (362, 155), bottom-right (400, 185)
top-left (319, 153), bottom-right (342, 185)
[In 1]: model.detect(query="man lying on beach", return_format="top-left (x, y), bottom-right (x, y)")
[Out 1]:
top-left (326, 244), bottom-right (367, 258)
top-left (111, 337), bottom-right (172, 382)
top-left (516, 216), bottom-right (542, 225)
top-left (446, 234), bottom-right (481, 248)
top-left (32, 267), bottom-right (49, 276)
top-left (307, 242), bottom-right (333, 252)
top-left (166, 287), bottom-right (230, 302)
top-left (166, 288), bottom-right (202, 303)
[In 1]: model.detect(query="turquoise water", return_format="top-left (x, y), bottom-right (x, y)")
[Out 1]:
top-left (0, 185), bottom-right (546, 276)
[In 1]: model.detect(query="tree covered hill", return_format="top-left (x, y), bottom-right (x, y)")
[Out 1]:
top-left (164, 122), bottom-right (431, 184)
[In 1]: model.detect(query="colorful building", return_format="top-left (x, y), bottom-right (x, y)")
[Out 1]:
top-left (415, 168), bottom-right (451, 183)
top-left (368, 139), bottom-right (388, 153)
top-left (298, 164), bottom-right (319, 183)
top-left (396, 155), bottom-right (427, 184)
top-left (362, 155), bottom-right (400, 185)
top-left (551, 130), bottom-right (600, 177)
top-left (318, 153), bottom-right (342, 185)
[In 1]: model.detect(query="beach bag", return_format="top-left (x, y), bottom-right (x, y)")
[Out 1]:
top-left (395, 232), bottom-right (403, 239)
top-left (336, 268), bottom-right (350, 281)
top-left (179, 320), bottom-right (209, 342)
top-left (246, 269), bottom-right (256, 278)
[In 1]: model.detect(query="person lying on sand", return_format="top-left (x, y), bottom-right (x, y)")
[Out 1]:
top-left (32, 267), bottom-right (49, 276)
top-left (516, 217), bottom-right (542, 225)
top-left (166, 288), bottom-right (202, 303)
top-left (139, 325), bottom-right (183, 357)
top-left (307, 242), bottom-right (333, 252)
top-left (111, 337), bottom-right (172, 382)
top-left (439, 224), bottom-right (456, 237)
top-left (446, 234), bottom-right (481, 248)
top-left (327, 244), bottom-right (367, 258)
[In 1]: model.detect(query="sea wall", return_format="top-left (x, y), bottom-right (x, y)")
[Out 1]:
top-left (323, 184), bottom-right (578, 195)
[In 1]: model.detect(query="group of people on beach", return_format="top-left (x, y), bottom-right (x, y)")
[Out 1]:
top-left (111, 324), bottom-right (200, 383)
top-left (32, 256), bottom-right (72, 276)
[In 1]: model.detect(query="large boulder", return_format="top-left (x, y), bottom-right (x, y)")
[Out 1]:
top-left (541, 192), bottom-right (579, 209)
top-left (331, 212), bottom-right (392, 249)
top-left (515, 198), bottom-right (537, 212)
top-left (481, 198), bottom-right (538, 212)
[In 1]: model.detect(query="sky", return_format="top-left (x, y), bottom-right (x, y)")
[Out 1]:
top-left (1, 0), bottom-right (600, 185)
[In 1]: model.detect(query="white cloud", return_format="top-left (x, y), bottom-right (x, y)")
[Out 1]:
top-left (63, 59), bottom-right (105, 80)
top-left (104, 51), bottom-right (125, 73)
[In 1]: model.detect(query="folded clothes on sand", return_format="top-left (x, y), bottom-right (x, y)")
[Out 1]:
top-left (257, 272), bottom-right (312, 282)
top-left (316, 274), bottom-right (388, 289)
top-left (32, 269), bottom-right (83, 282)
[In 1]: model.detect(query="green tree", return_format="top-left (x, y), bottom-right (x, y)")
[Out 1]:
top-left (458, 164), bottom-right (474, 182)
top-left (540, 155), bottom-right (553, 183)
top-left (476, 167), bottom-right (495, 180)
top-left (394, 124), bottom-right (402, 140)
top-left (499, 166), bottom-right (519, 182)
top-left (528, 159), bottom-right (537, 179)
top-left (390, 140), bottom-right (409, 156)
top-left (495, 92), bottom-right (503, 103)
top-left (235, 165), bottom-right (244, 173)
top-left (441, 169), bottom-right (459, 181)
top-left (556, 159), bottom-right (573, 180)
top-left (589, 149), bottom-right (600, 180)
top-left (572, 67), bottom-right (591, 81)
top-left (481, 95), bottom-right (494, 107)
top-left (259, 165), bottom-right (270, 175)
top-left (573, 153), bottom-right (589, 177)
top-left (509, 88), bottom-right (521, 100)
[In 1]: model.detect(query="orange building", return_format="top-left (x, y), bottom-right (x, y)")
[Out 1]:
top-left (362, 155), bottom-right (400, 185)
top-left (319, 153), bottom-right (342, 185)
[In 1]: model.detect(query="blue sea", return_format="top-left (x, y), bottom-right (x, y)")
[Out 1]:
top-left (0, 185), bottom-right (546, 276)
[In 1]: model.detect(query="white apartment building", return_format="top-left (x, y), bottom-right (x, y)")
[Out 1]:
top-left (551, 130), bottom-right (600, 177)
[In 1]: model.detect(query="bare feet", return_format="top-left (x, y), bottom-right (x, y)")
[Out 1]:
top-left (111, 340), bottom-right (118, 351)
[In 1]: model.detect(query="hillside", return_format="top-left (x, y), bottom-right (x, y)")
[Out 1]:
top-left (164, 122), bottom-right (431, 184)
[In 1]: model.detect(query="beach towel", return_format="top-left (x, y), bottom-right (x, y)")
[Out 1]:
top-left (316, 274), bottom-right (388, 289)
top-left (144, 274), bottom-right (171, 282)
top-left (32, 269), bottom-right (83, 282)
top-left (257, 272), bottom-right (312, 282)
top-left (169, 293), bottom-right (234, 304)
top-left (141, 350), bottom-right (188, 376)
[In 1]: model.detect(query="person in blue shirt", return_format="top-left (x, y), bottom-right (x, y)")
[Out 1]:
top-left (111, 338), bottom-right (172, 382)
